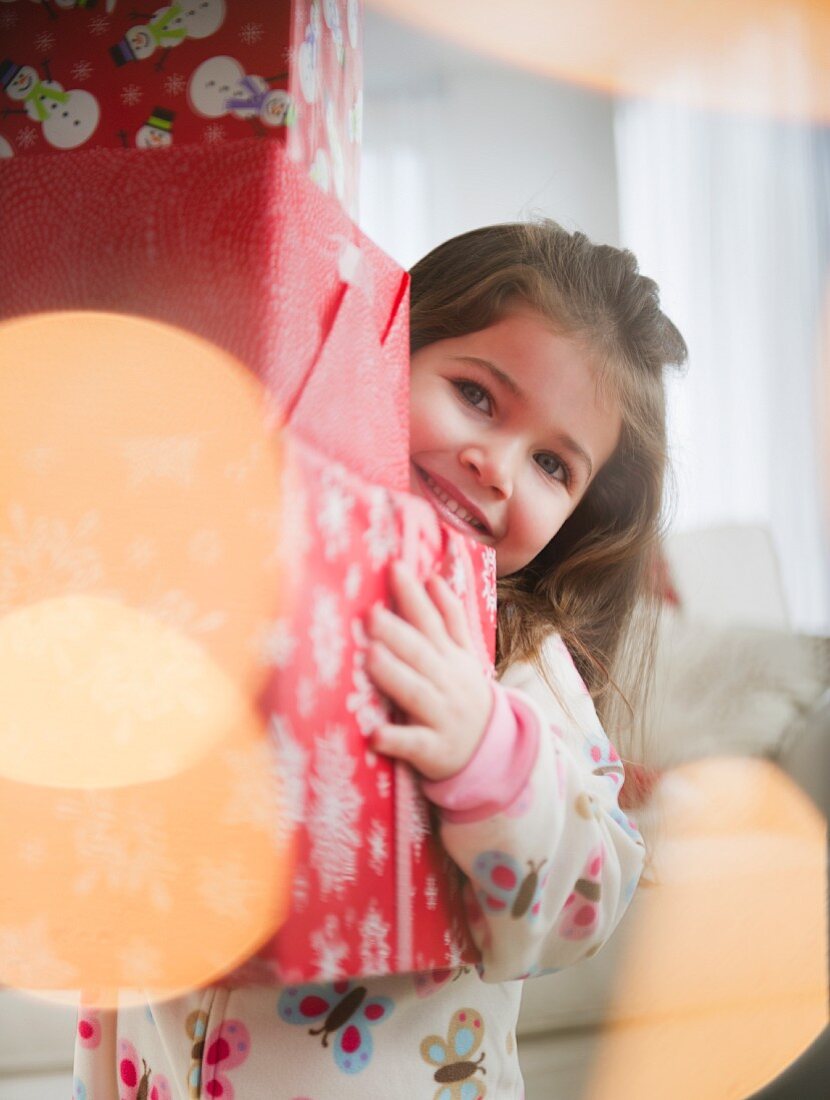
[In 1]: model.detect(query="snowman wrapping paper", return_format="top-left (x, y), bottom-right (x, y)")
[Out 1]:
top-left (0, 0), bottom-right (362, 216)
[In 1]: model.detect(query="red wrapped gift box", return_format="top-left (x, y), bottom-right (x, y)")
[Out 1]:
top-left (0, 136), bottom-right (408, 490)
top-left (254, 439), bottom-right (496, 981)
top-left (0, 0), bottom-right (362, 215)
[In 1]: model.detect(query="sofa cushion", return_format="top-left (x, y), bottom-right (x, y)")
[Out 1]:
top-left (648, 613), bottom-right (828, 764)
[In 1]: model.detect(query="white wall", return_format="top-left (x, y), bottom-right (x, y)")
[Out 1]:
top-left (360, 11), bottom-right (620, 268)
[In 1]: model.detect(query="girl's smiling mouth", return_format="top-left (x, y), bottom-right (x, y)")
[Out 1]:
top-left (413, 465), bottom-right (493, 536)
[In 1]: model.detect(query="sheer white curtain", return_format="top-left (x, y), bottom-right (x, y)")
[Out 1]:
top-left (615, 102), bottom-right (830, 632)
top-left (360, 87), bottom-right (448, 269)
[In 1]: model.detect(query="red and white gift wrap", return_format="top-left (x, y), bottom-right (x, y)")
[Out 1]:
top-left (255, 440), bottom-right (496, 982)
top-left (0, 0), bottom-right (362, 216)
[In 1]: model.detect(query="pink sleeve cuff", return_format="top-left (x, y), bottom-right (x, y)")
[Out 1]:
top-left (421, 684), bottom-right (541, 824)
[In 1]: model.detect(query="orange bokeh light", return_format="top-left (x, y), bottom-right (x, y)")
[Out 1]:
top-left (0, 311), bottom-right (295, 1000)
top-left (369, 0), bottom-right (830, 122)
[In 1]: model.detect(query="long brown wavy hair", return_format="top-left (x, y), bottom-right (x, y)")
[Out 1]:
top-left (409, 220), bottom-right (687, 754)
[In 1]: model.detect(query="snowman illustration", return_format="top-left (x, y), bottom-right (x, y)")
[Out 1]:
top-left (188, 56), bottom-right (293, 131)
top-left (135, 104), bottom-right (174, 147)
top-left (111, 0), bottom-right (225, 71)
top-left (0, 57), bottom-right (99, 149)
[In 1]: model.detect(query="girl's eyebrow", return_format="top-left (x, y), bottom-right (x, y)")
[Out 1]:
top-left (451, 355), bottom-right (594, 480)
top-left (453, 355), bottom-right (522, 397)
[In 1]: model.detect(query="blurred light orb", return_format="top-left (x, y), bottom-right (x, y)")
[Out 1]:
top-left (0, 309), bottom-right (287, 788)
top-left (0, 310), bottom-right (293, 1000)
top-left (369, 0), bottom-right (830, 122)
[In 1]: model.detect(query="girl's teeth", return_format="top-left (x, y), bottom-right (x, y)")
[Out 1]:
top-left (424, 474), bottom-right (484, 530)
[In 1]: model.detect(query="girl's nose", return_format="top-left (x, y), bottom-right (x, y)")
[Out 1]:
top-left (460, 442), bottom-right (515, 498)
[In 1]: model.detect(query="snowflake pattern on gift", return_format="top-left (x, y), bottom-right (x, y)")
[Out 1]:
top-left (311, 914), bottom-right (349, 979)
top-left (446, 542), bottom-right (468, 598)
top-left (409, 789), bottom-right (431, 860)
top-left (0, 504), bottom-right (102, 613)
top-left (197, 854), bottom-right (260, 920)
top-left (126, 535), bottom-right (156, 569)
top-left (70, 60), bottom-right (93, 83)
top-left (84, 612), bottom-right (215, 748)
top-left (308, 726), bottom-right (363, 898)
top-left (363, 488), bottom-right (397, 570)
top-left (292, 867), bottom-right (310, 912)
top-left (163, 72), bottom-right (186, 96)
top-left (121, 434), bottom-right (199, 488)
top-left (21, 444), bottom-right (58, 474)
top-left (318, 466), bottom-right (355, 559)
top-left (15, 125), bottom-right (38, 149)
top-left (481, 550), bottom-right (497, 622)
top-left (0, 916), bottom-right (78, 987)
top-left (88, 13), bottom-right (110, 35)
top-left (120, 83), bottom-right (143, 107)
top-left (188, 527), bottom-right (222, 566)
top-left (144, 588), bottom-right (224, 637)
top-left (442, 926), bottom-right (467, 971)
top-left (220, 738), bottom-right (287, 847)
top-left (58, 793), bottom-right (174, 911)
top-left (34, 30), bottom-right (56, 53)
top-left (119, 936), bottom-right (164, 986)
top-left (0, 593), bottom-right (101, 683)
top-left (309, 586), bottom-right (345, 687)
top-left (346, 618), bottom-right (388, 736)
top-left (239, 20), bottom-right (264, 45)
top-left (18, 836), bottom-right (46, 868)
top-left (359, 900), bottom-right (391, 974)
top-left (204, 123), bottom-right (226, 143)
top-left (259, 618), bottom-right (298, 668)
top-left (297, 674), bottom-right (317, 717)
top-left (366, 819), bottom-right (388, 876)
top-left (376, 769), bottom-right (391, 799)
top-left (344, 562), bottom-right (362, 599)
top-left (424, 875), bottom-right (438, 911)
top-left (269, 714), bottom-right (310, 839)
top-left (0, 7), bottom-right (18, 30)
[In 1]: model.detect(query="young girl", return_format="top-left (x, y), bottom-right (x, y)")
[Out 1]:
top-left (73, 220), bottom-right (686, 1099)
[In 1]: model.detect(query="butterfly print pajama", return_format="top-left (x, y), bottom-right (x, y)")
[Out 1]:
top-left (73, 634), bottom-right (645, 1099)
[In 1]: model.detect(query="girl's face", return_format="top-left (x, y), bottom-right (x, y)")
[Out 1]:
top-left (409, 308), bottom-right (622, 577)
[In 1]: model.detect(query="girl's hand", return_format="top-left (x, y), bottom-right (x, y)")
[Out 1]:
top-left (365, 560), bottom-right (493, 782)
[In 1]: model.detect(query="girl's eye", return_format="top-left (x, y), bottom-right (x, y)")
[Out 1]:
top-left (535, 452), bottom-right (570, 484)
top-left (453, 379), bottom-right (492, 414)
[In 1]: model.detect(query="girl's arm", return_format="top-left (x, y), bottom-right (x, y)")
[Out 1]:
top-left (366, 562), bottom-right (645, 982)
top-left (426, 638), bottom-right (645, 981)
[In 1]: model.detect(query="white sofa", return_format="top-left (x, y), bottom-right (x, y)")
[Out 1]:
top-left (1, 525), bottom-right (827, 1099)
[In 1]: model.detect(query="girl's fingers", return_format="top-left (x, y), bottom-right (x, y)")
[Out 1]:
top-left (389, 561), bottom-right (448, 646)
top-left (367, 603), bottom-right (446, 685)
top-left (425, 573), bottom-right (473, 651)
top-left (372, 722), bottom-right (440, 779)
top-left (366, 640), bottom-right (443, 728)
